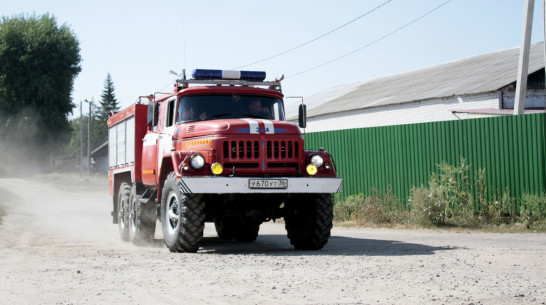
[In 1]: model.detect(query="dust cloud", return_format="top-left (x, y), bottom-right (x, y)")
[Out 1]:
top-left (0, 175), bottom-right (121, 248)
top-left (0, 107), bottom-right (72, 177)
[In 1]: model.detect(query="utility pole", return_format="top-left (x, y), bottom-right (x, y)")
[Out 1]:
top-left (79, 101), bottom-right (83, 175)
top-left (87, 98), bottom-right (92, 176)
top-left (514, 0), bottom-right (535, 115)
top-left (543, 0), bottom-right (546, 87)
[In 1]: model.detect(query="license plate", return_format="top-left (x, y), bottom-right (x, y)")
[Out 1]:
top-left (248, 179), bottom-right (288, 189)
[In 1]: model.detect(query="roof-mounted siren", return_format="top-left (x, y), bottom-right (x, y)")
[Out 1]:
top-left (192, 69), bottom-right (266, 82)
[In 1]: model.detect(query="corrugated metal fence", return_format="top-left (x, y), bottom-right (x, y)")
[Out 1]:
top-left (304, 113), bottom-right (546, 204)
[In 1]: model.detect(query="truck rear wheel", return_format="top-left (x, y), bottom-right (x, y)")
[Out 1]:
top-left (161, 172), bottom-right (205, 253)
top-left (234, 221), bottom-right (260, 242)
top-left (214, 217), bottom-right (260, 242)
top-left (284, 194), bottom-right (333, 250)
top-left (214, 216), bottom-right (237, 240)
top-left (117, 182), bottom-right (131, 242)
top-left (129, 184), bottom-right (156, 245)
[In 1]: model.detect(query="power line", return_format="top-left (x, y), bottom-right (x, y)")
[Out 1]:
top-left (232, 0), bottom-right (394, 69)
top-left (287, 0), bottom-right (454, 79)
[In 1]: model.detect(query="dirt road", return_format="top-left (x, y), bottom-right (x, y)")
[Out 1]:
top-left (0, 177), bottom-right (545, 305)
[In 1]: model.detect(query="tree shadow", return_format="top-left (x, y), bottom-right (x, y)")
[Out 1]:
top-left (198, 234), bottom-right (455, 256)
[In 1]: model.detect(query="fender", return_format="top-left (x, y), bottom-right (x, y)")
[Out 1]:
top-left (109, 166), bottom-right (134, 196)
top-left (170, 151), bottom-right (184, 178)
top-left (158, 151), bottom-right (188, 180)
top-left (155, 152), bottom-right (185, 203)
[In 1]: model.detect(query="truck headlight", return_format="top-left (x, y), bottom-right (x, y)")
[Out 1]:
top-left (190, 154), bottom-right (205, 170)
top-left (310, 155), bottom-right (324, 168)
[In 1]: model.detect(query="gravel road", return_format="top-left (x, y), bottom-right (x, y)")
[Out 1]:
top-left (0, 177), bottom-right (545, 305)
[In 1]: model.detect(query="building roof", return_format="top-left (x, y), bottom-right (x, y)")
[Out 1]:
top-left (452, 108), bottom-right (546, 116)
top-left (90, 137), bottom-right (108, 156)
top-left (287, 42), bottom-right (545, 119)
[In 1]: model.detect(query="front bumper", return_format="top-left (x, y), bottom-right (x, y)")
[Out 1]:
top-left (178, 177), bottom-right (343, 194)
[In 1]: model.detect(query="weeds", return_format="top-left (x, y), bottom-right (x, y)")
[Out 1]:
top-left (408, 159), bottom-right (475, 227)
top-left (335, 159), bottom-right (546, 231)
top-left (519, 193), bottom-right (546, 230)
top-left (334, 187), bottom-right (409, 226)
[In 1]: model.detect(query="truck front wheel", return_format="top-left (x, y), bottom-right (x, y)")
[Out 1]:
top-left (284, 194), bottom-right (334, 250)
top-left (161, 172), bottom-right (205, 252)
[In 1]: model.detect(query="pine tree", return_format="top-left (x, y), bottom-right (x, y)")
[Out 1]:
top-left (94, 73), bottom-right (119, 144)
top-left (98, 73), bottom-right (119, 122)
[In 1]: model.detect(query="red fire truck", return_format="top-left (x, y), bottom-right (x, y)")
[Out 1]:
top-left (108, 69), bottom-right (342, 252)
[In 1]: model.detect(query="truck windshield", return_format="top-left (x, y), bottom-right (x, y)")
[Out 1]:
top-left (176, 94), bottom-right (285, 123)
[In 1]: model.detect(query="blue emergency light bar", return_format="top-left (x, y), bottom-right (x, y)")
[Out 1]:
top-left (192, 69), bottom-right (266, 82)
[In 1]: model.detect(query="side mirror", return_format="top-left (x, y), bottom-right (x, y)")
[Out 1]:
top-left (147, 102), bottom-right (159, 127)
top-left (298, 104), bottom-right (307, 128)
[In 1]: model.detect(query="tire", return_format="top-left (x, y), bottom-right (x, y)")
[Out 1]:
top-left (214, 217), bottom-right (260, 242)
top-left (117, 182), bottom-right (131, 242)
top-left (234, 220), bottom-right (260, 242)
top-left (161, 172), bottom-right (205, 253)
top-left (214, 216), bottom-right (237, 240)
top-left (284, 194), bottom-right (334, 250)
top-left (129, 184), bottom-right (156, 245)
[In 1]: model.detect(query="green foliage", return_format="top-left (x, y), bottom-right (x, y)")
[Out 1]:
top-left (333, 194), bottom-right (360, 222)
top-left (335, 159), bottom-right (546, 231)
top-left (0, 14), bottom-right (81, 171)
top-left (408, 158), bottom-right (474, 226)
top-left (61, 112), bottom-right (103, 156)
top-left (334, 187), bottom-right (409, 226)
top-left (95, 73), bottom-right (119, 141)
top-left (98, 73), bottom-right (120, 121)
top-left (520, 193), bottom-right (546, 229)
top-left (62, 74), bottom-right (118, 160)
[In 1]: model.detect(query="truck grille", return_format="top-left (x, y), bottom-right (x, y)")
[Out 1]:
top-left (222, 140), bottom-right (300, 171)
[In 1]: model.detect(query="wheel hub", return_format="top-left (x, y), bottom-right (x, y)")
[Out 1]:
top-left (166, 193), bottom-right (180, 234)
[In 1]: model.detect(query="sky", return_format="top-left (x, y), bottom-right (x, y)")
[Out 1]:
top-left (2, 0), bottom-right (545, 116)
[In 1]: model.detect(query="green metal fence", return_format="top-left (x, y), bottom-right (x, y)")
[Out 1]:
top-left (304, 113), bottom-right (546, 204)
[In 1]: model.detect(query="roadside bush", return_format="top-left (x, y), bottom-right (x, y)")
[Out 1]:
top-left (520, 192), bottom-right (546, 229)
top-left (334, 188), bottom-right (408, 226)
top-left (408, 159), bottom-right (474, 226)
top-left (474, 169), bottom-right (516, 226)
top-left (333, 194), bottom-right (362, 222)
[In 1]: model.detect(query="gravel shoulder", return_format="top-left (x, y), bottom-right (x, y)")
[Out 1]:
top-left (0, 177), bottom-right (545, 305)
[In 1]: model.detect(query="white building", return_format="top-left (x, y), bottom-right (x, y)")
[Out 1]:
top-left (287, 43), bottom-right (546, 133)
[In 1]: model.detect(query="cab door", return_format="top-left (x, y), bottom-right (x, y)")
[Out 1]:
top-left (156, 97), bottom-right (177, 184)
top-left (141, 102), bottom-right (160, 186)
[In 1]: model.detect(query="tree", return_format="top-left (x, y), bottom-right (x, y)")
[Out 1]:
top-left (98, 73), bottom-right (120, 122)
top-left (95, 73), bottom-right (119, 142)
top-left (0, 14), bottom-right (81, 173)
